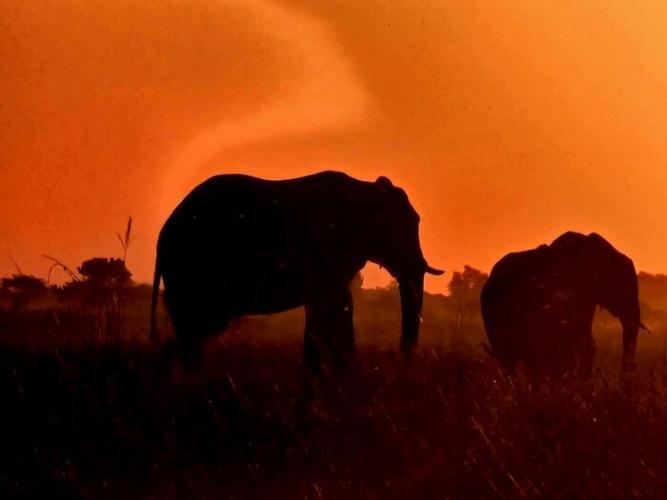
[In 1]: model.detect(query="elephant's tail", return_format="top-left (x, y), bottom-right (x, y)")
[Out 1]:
top-left (150, 254), bottom-right (161, 343)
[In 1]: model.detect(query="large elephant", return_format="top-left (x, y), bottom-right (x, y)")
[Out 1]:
top-left (480, 232), bottom-right (644, 376)
top-left (150, 171), bottom-right (443, 370)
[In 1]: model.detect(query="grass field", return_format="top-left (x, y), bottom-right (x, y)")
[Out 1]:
top-left (1, 333), bottom-right (665, 499)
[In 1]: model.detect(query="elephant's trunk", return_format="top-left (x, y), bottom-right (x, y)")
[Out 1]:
top-left (399, 273), bottom-right (424, 356)
top-left (621, 307), bottom-right (640, 371)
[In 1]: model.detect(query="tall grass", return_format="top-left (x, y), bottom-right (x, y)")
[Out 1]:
top-left (0, 283), bottom-right (665, 497)
top-left (0, 337), bottom-right (665, 498)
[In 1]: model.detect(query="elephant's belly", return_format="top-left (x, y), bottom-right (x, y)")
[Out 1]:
top-left (163, 259), bottom-right (308, 316)
top-left (230, 290), bottom-right (305, 316)
top-left (508, 300), bottom-right (593, 357)
top-left (223, 271), bottom-right (307, 317)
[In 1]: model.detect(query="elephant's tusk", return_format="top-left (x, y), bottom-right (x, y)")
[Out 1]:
top-left (425, 264), bottom-right (445, 276)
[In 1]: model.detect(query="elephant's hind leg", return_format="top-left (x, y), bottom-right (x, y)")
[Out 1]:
top-left (304, 284), bottom-right (355, 373)
top-left (163, 285), bottom-right (228, 372)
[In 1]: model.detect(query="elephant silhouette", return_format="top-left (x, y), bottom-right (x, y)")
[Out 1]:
top-left (481, 232), bottom-right (644, 376)
top-left (151, 171), bottom-right (443, 371)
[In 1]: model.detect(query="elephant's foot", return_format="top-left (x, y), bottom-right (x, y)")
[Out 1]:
top-left (177, 338), bottom-right (204, 372)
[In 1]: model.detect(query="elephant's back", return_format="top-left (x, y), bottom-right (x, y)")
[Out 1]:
top-left (481, 247), bottom-right (554, 325)
top-left (156, 172), bottom-right (361, 276)
top-left (162, 176), bottom-right (292, 232)
top-left (164, 171), bottom-right (358, 223)
top-left (485, 248), bottom-right (548, 292)
top-left (158, 171), bottom-right (368, 250)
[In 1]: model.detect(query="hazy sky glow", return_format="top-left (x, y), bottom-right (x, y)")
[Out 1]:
top-left (2, 0), bottom-right (667, 291)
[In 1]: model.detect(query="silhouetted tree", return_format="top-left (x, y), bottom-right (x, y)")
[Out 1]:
top-left (448, 266), bottom-right (488, 333)
top-left (70, 258), bottom-right (132, 340)
top-left (78, 258), bottom-right (132, 290)
top-left (0, 287), bottom-right (11, 311)
top-left (53, 281), bottom-right (88, 304)
top-left (638, 272), bottom-right (667, 313)
top-left (0, 274), bottom-right (48, 310)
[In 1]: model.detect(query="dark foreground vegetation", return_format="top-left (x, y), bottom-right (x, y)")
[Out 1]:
top-left (1, 266), bottom-right (667, 498)
top-left (1, 339), bottom-right (666, 498)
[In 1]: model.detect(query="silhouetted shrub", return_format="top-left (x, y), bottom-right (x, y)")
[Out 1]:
top-left (48, 258), bottom-right (133, 340)
top-left (448, 266), bottom-right (488, 337)
top-left (0, 274), bottom-right (49, 310)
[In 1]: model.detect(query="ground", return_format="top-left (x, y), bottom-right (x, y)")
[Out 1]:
top-left (0, 337), bottom-right (665, 499)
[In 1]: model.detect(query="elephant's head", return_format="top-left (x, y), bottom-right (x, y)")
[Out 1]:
top-left (593, 243), bottom-right (642, 369)
top-left (367, 176), bottom-right (444, 355)
top-left (553, 232), bottom-right (643, 368)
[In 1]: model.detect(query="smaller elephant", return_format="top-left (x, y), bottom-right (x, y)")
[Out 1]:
top-left (480, 232), bottom-right (645, 376)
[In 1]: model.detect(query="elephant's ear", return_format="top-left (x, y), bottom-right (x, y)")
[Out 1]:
top-left (375, 176), bottom-right (394, 192)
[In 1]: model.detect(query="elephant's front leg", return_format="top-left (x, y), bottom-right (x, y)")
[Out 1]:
top-left (574, 307), bottom-right (597, 377)
top-left (303, 284), bottom-right (355, 373)
top-left (576, 335), bottom-right (596, 377)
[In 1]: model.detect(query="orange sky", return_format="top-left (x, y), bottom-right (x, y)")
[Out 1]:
top-left (2, 0), bottom-right (667, 292)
